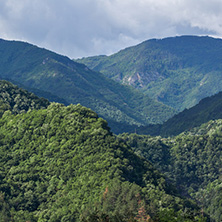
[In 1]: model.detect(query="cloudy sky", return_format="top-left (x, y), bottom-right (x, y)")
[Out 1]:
top-left (0, 0), bottom-right (221, 58)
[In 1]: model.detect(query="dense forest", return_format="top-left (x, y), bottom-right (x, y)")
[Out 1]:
top-left (119, 120), bottom-right (222, 222)
top-left (0, 80), bottom-right (207, 221)
top-left (0, 105), bottom-right (204, 221)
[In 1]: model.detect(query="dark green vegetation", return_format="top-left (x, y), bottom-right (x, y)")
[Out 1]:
top-left (0, 100), bottom-right (205, 221)
top-left (0, 80), bottom-right (49, 117)
top-left (0, 39), bottom-right (176, 134)
top-left (137, 91), bottom-right (222, 137)
top-left (119, 120), bottom-right (222, 222)
top-left (77, 35), bottom-right (222, 111)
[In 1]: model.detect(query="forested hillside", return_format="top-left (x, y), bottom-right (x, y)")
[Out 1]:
top-left (0, 80), bottom-right (49, 116)
top-left (137, 91), bottom-right (222, 136)
top-left (159, 91), bottom-right (222, 136)
top-left (119, 120), bottom-right (222, 222)
top-left (0, 39), bottom-right (175, 134)
top-left (0, 101), bottom-right (204, 221)
top-left (77, 36), bottom-right (222, 111)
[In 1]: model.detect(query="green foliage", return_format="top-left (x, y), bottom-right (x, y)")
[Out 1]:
top-left (0, 80), bottom-right (49, 117)
top-left (120, 120), bottom-right (222, 221)
top-left (118, 133), bottom-right (171, 173)
top-left (0, 39), bottom-right (175, 134)
top-left (195, 179), bottom-right (222, 222)
top-left (77, 36), bottom-right (222, 112)
top-left (0, 103), bottom-right (202, 221)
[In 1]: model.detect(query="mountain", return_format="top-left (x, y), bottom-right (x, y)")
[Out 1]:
top-left (0, 39), bottom-right (175, 133)
top-left (137, 90), bottom-right (222, 136)
top-left (76, 35), bottom-right (222, 111)
top-left (0, 98), bottom-right (203, 221)
top-left (119, 119), bottom-right (222, 222)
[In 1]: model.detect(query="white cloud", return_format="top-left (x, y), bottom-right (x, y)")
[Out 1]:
top-left (0, 0), bottom-right (221, 58)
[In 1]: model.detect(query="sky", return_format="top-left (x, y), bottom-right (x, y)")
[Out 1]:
top-left (0, 0), bottom-right (222, 58)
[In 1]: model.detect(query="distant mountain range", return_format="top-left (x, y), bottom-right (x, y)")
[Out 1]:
top-left (0, 38), bottom-right (175, 133)
top-left (77, 35), bottom-right (222, 112)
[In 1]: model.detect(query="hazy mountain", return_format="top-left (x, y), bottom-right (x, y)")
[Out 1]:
top-left (77, 35), bottom-right (222, 111)
top-left (0, 39), bottom-right (175, 133)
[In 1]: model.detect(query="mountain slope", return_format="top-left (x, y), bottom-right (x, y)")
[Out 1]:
top-left (120, 120), bottom-right (222, 221)
top-left (77, 35), bottom-right (222, 111)
top-left (137, 90), bottom-right (222, 136)
top-left (160, 91), bottom-right (222, 136)
top-left (0, 102), bottom-right (203, 221)
top-left (6, 79), bottom-right (69, 105)
top-left (0, 39), bottom-right (175, 133)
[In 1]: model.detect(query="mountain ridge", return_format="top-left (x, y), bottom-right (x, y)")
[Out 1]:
top-left (0, 38), bottom-right (176, 133)
top-left (77, 35), bottom-right (222, 111)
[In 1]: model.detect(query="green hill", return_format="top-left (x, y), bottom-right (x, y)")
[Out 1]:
top-left (77, 35), bottom-right (222, 111)
top-left (119, 120), bottom-right (222, 221)
top-left (0, 39), bottom-right (176, 134)
top-left (137, 91), bottom-right (222, 136)
top-left (0, 101), bottom-right (203, 221)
